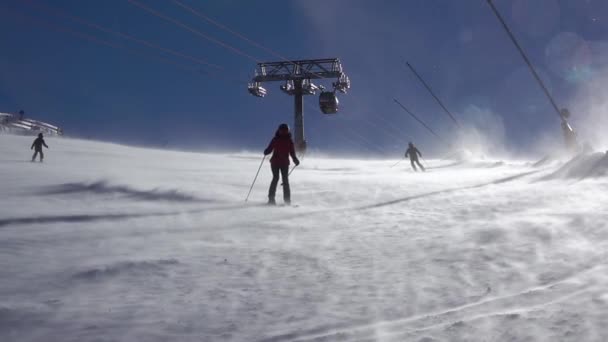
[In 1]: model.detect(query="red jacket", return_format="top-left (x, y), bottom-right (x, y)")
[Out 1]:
top-left (264, 132), bottom-right (298, 167)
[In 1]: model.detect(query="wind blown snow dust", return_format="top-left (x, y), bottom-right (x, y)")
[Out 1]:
top-left (1, 134), bottom-right (608, 341)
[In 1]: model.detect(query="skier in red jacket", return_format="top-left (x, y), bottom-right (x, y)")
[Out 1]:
top-left (264, 123), bottom-right (300, 205)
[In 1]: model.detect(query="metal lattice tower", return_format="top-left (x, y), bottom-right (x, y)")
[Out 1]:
top-left (248, 58), bottom-right (350, 153)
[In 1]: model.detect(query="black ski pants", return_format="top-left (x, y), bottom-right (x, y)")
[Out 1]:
top-left (268, 164), bottom-right (290, 202)
top-left (410, 158), bottom-right (424, 171)
top-left (32, 148), bottom-right (44, 161)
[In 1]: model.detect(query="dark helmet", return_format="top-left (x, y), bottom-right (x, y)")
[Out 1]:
top-left (38, 133), bottom-right (43, 138)
top-left (277, 123), bottom-right (290, 135)
top-left (408, 141), bottom-right (414, 146)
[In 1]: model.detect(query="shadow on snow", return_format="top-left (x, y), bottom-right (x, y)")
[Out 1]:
top-left (37, 181), bottom-right (211, 203)
top-left (0, 212), bottom-right (175, 227)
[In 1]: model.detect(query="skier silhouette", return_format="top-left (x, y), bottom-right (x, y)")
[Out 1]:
top-left (405, 142), bottom-right (425, 172)
top-left (264, 123), bottom-right (300, 205)
top-left (31, 133), bottom-right (48, 162)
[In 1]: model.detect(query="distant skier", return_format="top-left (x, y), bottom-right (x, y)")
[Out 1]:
top-left (264, 123), bottom-right (300, 205)
top-left (405, 142), bottom-right (425, 172)
top-left (31, 133), bottom-right (49, 162)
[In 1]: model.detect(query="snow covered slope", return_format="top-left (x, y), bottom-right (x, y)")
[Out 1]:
top-left (1, 134), bottom-right (607, 342)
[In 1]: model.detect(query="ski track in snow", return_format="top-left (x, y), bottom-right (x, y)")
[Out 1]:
top-left (261, 261), bottom-right (606, 342)
top-left (1, 135), bottom-right (608, 342)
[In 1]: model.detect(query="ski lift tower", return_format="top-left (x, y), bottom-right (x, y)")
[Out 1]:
top-left (248, 58), bottom-right (351, 154)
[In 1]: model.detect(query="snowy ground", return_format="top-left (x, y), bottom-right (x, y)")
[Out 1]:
top-left (1, 134), bottom-right (608, 342)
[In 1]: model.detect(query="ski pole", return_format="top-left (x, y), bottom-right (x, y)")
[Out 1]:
top-left (420, 157), bottom-right (428, 171)
top-left (390, 159), bottom-right (404, 168)
top-left (245, 155), bottom-right (266, 202)
top-left (281, 165), bottom-right (298, 186)
top-left (288, 164), bottom-right (298, 176)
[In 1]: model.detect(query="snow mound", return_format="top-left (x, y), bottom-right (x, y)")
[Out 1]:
top-left (542, 152), bottom-right (608, 180)
top-left (443, 148), bottom-right (479, 161)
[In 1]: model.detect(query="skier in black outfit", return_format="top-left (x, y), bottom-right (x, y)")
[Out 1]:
top-left (405, 142), bottom-right (425, 172)
top-left (31, 133), bottom-right (49, 162)
top-left (263, 123), bottom-right (300, 205)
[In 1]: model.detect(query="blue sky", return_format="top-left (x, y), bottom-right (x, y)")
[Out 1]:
top-left (1, 0), bottom-right (607, 156)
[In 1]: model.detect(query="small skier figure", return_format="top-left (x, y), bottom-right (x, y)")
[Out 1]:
top-left (264, 123), bottom-right (300, 205)
top-left (31, 133), bottom-right (49, 162)
top-left (405, 142), bottom-right (425, 172)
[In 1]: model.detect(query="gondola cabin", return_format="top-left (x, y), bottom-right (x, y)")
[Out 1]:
top-left (319, 91), bottom-right (339, 114)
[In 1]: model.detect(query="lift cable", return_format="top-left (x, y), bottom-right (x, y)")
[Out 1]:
top-left (350, 114), bottom-right (410, 147)
top-left (169, 0), bottom-right (336, 83)
top-left (4, 8), bottom-right (201, 73)
top-left (24, 0), bottom-right (222, 70)
top-left (171, 0), bottom-right (290, 62)
top-left (341, 125), bottom-right (392, 156)
top-left (393, 99), bottom-right (449, 146)
top-left (335, 134), bottom-right (379, 155)
top-left (485, 0), bottom-right (563, 121)
top-left (347, 96), bottom-right (416, 143)
top-left (376, 113), bottom-right (414, 141)
top-left (127, 0), bottom-right (262, 63)
top-left (303, 100), bottom-right (402, 154)
top-left (403, 61), bottom-right (462, 129)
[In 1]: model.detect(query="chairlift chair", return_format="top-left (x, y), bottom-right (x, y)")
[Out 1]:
top-left (319, 90), bottom-right (339, 114)
top-left (248, 82), bottom-right (267, 97)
